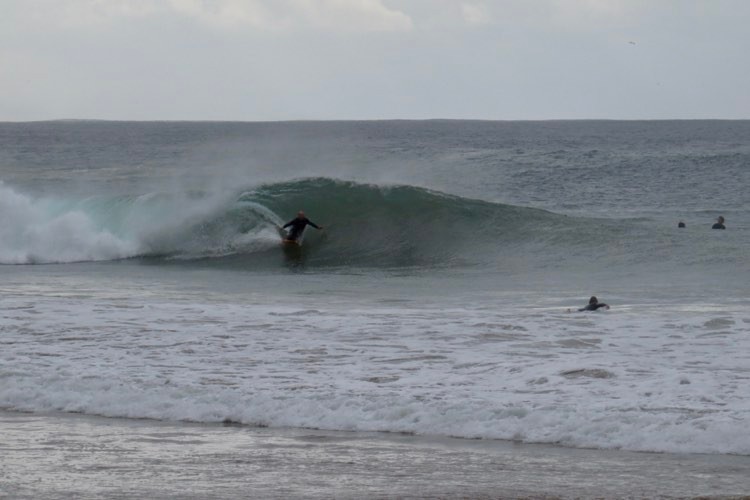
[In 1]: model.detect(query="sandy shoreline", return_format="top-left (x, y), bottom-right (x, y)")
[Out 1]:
top-left (1, 409), bottom-right (749, 499)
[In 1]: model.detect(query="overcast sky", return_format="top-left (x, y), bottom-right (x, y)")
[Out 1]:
top-left (1, 0), bottom-right (749, 121)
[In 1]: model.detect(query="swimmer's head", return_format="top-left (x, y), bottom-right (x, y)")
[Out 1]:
top-left (589, 296), bottom-right (598, 305)
top-left (678, 221), bottom-right (685, 228)
top-left (717, 216), bottom-right (724, 223)
top-left (297, 210), bottom-right (305, 218)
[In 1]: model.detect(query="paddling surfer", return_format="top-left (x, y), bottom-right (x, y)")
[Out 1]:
top-left (578, 296), bottom-right (610, 312)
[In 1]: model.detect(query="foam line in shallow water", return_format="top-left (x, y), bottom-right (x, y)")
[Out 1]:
top-left (1, 292), bottom-right (749, 455)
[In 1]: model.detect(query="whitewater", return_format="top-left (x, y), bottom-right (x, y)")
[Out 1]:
top-left (2, 279), bottom-right (749, 455)
top-left (1, 120), bottom-right (749, 469)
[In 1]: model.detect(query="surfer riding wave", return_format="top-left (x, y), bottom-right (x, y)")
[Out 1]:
top-left (279, 211), bottom-right (324, 243)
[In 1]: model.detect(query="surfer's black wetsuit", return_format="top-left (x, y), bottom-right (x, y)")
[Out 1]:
top-left (579, 303), bottom-right (609, 312)
top-left (712, 223), bottom-right (726, 230)
top-left (282, 217), bottom-right (320, 241)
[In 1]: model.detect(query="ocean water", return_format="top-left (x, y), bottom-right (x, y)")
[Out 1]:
top-left (1, 120), bottom-right (749, 459)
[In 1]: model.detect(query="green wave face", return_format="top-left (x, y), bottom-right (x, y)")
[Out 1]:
top-left (0, 177), bottom-right (634, 269)
top-left (233, 178), bottom-right (568, 269)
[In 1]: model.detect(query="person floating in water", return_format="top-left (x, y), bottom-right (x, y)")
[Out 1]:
top-left (578, 296), bottom-right (610, 312)
top-left (712, 216), bottom-right (726, 230)
top-left (677, 221), bottom-right (686, 228)
top-left (280, 211), bottom-right (323, 243)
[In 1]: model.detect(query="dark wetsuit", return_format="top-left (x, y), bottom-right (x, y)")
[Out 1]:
top-left (712, 223), bottom-right (726, 230)
top-left (579, 303), bottom-right (609, 312)
top-left (282, 217), bottom-right (320, 241)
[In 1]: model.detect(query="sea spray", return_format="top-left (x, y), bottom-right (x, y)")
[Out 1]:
top-left (0, 182), bottom-right (270, 263)
top-left (0, 182), bottom-right (136, 263)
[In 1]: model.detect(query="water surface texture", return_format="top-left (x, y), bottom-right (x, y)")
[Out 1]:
top-left (1, 120), bottom-right (749, 460)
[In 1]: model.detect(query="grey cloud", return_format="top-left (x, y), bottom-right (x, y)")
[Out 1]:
top-left (1, 0), bottom-right (749, 120)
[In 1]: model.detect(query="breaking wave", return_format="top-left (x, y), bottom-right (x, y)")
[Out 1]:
top-left (0, 177), bottom-right (731, 270)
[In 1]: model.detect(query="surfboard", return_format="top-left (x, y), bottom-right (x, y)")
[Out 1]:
top-left (278, 226), bottom-right (302, 247)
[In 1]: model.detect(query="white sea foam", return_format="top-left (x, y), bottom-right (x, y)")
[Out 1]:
top-left (0, 182), bottom-right (280, 263)
top-left (0, 183), bottom-right (137, 263)
top-left (1, 287), bottom-right (748, 455)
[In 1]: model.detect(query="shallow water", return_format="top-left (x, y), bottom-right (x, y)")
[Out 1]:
top-left (2, 260), bottom-right (749, 455)
top-left (2, 411), bottom-right (750, 499)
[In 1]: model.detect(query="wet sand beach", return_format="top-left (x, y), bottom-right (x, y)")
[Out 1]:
top-left (2, 410), bottom-right (749, 499)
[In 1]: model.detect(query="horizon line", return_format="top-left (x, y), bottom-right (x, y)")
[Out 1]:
top-left (3, 117), bottom-right (750, 124)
